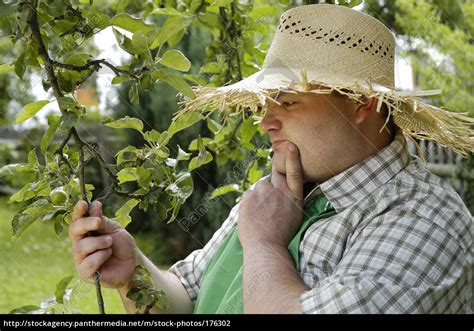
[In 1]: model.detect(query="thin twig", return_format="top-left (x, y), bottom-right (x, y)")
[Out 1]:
top-left (114, 185), bottom-right (162, 199)
top-left (79, 146), bottom-right (87, 202)
top-left (53, 129), bottom-right (75, 174)
top-left (70, 127), bottom-right (116, 182)
top-left (80, 145), bottom-right (105, 314)
top-left (94, 272), bottom-right (105, 314)
top-left (51, 59), bottom-right (137, 78)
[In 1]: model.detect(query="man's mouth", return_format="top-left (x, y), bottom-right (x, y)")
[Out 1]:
top-left (272, 140), bottom-right (286, 149)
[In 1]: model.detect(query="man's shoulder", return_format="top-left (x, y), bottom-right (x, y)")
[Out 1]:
top-left (366, 161), bottom-right (472, 250)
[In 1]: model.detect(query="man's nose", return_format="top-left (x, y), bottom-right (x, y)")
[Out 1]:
top-left (260, 103), bottom-right (282, 133)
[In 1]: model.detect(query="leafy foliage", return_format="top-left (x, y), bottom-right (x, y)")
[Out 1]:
top-left (0, 0), bottom-right (285, 313)
top-left (126, 265), bottom-right (168, 313)
top-left (9, 275), bottom-right (77, 314)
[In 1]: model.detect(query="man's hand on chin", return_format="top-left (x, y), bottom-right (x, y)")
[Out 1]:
top-left (237, 142), bottom-right (308, 314)
top-left (237, 142), bottom-right (304, 249)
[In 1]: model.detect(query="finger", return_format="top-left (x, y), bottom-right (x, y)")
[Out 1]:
top-left (78, 248), bottom-right (113, 280)
top-left (285, 143), bottom-right (304, 202)
top-left (72, 235), bottom-right (113, 265)
top-left (68, 216), bottom-right (104, 242)
top-left (271, 157), bottom-right (287, 190)
top-left (72, 200), bottom-right (88, 221)
top-left (88, 202), bottom-right (123, 232)
top-left (88, 200), bottom-right (103, 218)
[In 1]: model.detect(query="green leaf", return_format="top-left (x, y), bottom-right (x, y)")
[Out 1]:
top-left (249, 7), bottom-right (281, 18)
top-left (28, 149), bottom-right (39, 168)
top-left (188, 137), bottom-right (212, 151)
top-left (131, 30), bottom-right (152, 60)
top-left (53, 212), bottom-right (68, 234)
top-left (0, 63), bottom-right (13, 74)
top-left (58, 70), bottom-right (85, 94)
top-left (44, 0), bottom-right (64, 16)
top-left (237, 117), bottom-right (258, 143)
top-left (82, 10), bottom-right (110, 29)
top-left (8, 180), bottom-right (52, 203)
top-left (111, 14), bottom-right (155, 33)
top-left (150, 16), bottom-right (191, 49)
top-left (165, 158), bottom-right (177, 168)
top-left (55, 275), bottom-right (74, 304)
top-left (157, 49), bottom-right (191, 72)
top-left (9, 305), bottom-right (43, 314)
top-left (41, 115), bottom-right (61, 154)
top-left (143, 129), bottom-right (169, 146)
top-left (129, 82), bottom-right (139, 104)
top-left (59, 112), bottom-right (78, 134)
top-left (40, 296), bottom-right (57, 309)
top-left (207, 118), bottom-right (223, 133)
top-left (0, 163), bottom-right (33, 177)
top-left (152, 69), bottom-right (194, 99)
top-left (14, 52), bottom-right (25, 79)
top-left (152, 8), bottom-right (182, 16)
top-left (166, 28), bottom-right (186, 47)
top-left (112, 28), bottom-right (139, 55)
top-left (16, 100), bottom-right (52, 123)
top-left (166, 172), bottom-right (193, 202)
top-left (136, 166), bottom-right (151, 187)
top-left (247, 161), bottom-right (263, 184)
top-left (176, 145), bottom-right (190, 161)
top-left (112, 76), bottom-right (130, 85)
top-left (182, 74), bottom-right (206, 86)
top-left (117, 167), bottom-right (138, 184)
top-left (344, 0), bottom-right (363, 8)
top-left (167, 202), bottom-right (181, 224)
top-left (199, 61), bottom-right (221, 74)
top-left (116, 145), bottom-right (140, 166)
top-left (167, 110), bottom-right (203, 138)
top-left (12, 199), bottom-right (52, 239)
top-left (64, 53), bottom-right (91, 67)
top-left (189, 136), bottom-right (213, 171)
top-left (104, 116), bottom-right (144, 133)
top-left (211, 0), bottom-right (232, 7)
top-left (151, 146), bottom-right (170, 160)
top-left (211, 184), bottom-right (240, 198)
top-left (0, 0), bottom-right (19, 15)
top-left (115, 199), bottom-right (139, 227)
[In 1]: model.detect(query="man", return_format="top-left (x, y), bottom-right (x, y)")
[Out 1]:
top-left (69, 4), bottom-right (473, 313)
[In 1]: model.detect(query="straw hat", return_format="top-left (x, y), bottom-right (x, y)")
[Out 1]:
top-left (179, 4), bottom-right (474, 156)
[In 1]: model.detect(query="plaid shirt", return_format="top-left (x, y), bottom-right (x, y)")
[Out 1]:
top-left (169, 129), bottom-right (473, 313)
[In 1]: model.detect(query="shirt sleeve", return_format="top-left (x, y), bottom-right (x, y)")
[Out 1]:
top-left (299, 214), bottom-right (472, 314)
top-left (168, 202), bottom-right (240, 304)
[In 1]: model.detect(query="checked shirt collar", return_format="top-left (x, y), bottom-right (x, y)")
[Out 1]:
top-left (304, 128), bottom-right (410, 213)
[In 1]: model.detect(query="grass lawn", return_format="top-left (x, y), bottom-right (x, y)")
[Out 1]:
top-left (0, 197), bottom-right (126, 314)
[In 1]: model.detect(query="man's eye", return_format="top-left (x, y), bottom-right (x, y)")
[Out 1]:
top-left (283, 101), bottom-right (297, 107)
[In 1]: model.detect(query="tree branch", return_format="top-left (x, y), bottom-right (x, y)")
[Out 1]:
top-left (70, 127), bottom-right (116, 182)
top-left (51, 59), bottom-right (132, 77)
top-left (27, 0), bottom-right (63, 100)
top-left (53, 129), bottom-right (75, 174)
top-left (26, 0), bottom-right (106, 314)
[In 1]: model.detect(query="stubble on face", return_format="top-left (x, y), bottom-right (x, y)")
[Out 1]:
top-left (267, 88), bottom-right (360, 184)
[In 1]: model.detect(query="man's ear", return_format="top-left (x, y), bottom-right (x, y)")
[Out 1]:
top-left (354, 96), bottom-right (378, 124)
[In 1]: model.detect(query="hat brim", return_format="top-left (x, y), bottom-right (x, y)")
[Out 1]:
top-left (177, 68), bottom-right (474, 156)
